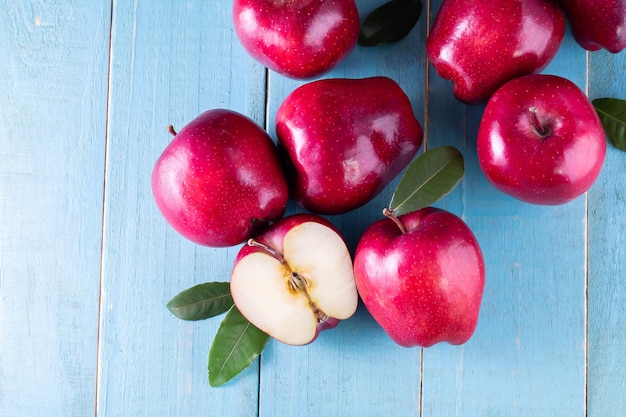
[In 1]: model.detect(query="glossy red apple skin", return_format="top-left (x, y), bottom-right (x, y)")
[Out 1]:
top-left (426, 0), bottom-right (566, 104)
top-left (232, 0), bottom-right (360, 79)
top-left (354, 207), bottom-right (485, 348)
top-left (151, 109), bottom-right (288, 247)
top-left (477, 74), bottom-right (606, 205)
top-left (559, 0), bottom-right (626, 53)
top-left (276, 76), bottom-right (424, 215)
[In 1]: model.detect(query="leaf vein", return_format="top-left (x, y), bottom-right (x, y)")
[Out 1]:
top-left (213, 321), bottom-right (252, 384)
top-left (392, 154), bottom-right (458, 210)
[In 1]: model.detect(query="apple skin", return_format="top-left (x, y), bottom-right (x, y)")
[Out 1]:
top-left (559, 0), bottom-right (626, 53)
top-left (276, 76), bottom-right (424, 215)
top-left (353, 207), bottom-right (485, 348)
top-left (232, 0), bottom-right (360, 79)
top-left (151, 109), bottom-right (289, 247)
top-left (231, 213), bottom-right (358, 345)
top-left (477, 74), bottom-right (606, 205)
top-left (426, 0), bottom-right (566, 104)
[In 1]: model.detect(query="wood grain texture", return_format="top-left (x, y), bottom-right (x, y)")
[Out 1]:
top-left (98, 1), bottom-right (265, 415)
top-left (421, 3), bottom-right (587, 416)
top-left (1, 0), bottom-right (625, 416)
top-left (259, 1), bottom-right (426, 415)
top-left (587, 49), bottom-right (626, 417)
top-left (0, 1), bottom-right (110, 416)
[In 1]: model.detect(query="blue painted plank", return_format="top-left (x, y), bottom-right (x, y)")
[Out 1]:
top-left (258, 1), bottom-right (426, 415)
top-left (0, 1), bottom-right (110, 416)
top-left (98, 1), bottom-right (265, 415)
top-left (588, 49), bottom-right (626, 417)
top-left (421, 2), bottom-right (587, 415)
top-left (0, 1), bottom-right (615, 416)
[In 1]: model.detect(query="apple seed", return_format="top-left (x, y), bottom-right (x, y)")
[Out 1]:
top-left (289, 271), bottom-right (329, 324)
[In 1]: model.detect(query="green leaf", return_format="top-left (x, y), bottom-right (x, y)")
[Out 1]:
top-left (166, 282), bottom-right (233, 321)
top-left (358, 0), bottom-right (422, 47)
top-left (389, 146), bottom-right (464, 216)
top-left (208, 305), bottom-right (270, 387)
top-left (593, 98), bottom-right (626, 151)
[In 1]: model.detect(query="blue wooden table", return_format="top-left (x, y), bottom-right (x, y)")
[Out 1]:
top-left (1, 1), bottom-right (625, 416)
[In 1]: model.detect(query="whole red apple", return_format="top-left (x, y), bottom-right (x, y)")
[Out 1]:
top-left (276, 76), bottom-right (423, 215)
top-left (151, 109), bottom-right (288, 247)
top-left (477, 74), bottom-right (606, 205)
top-left (353, 207), bottom-right (485, 348)
top-left (559, 0), bottom-right (626, 53)
top-left (426, 0), bottom-right (566, 104)
top-left (232, 0), bottom-right (360, 79)
top-left (230, 213), bottom-right (358, 345)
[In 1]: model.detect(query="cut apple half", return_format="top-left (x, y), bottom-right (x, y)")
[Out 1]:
top-left (230, 217), bottom-right (358, 346)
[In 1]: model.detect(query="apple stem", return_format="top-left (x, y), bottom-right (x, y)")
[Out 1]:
top-left (383, 208), bottom-right (406, 234)
top-left (247, 238), bottom-right (285, 264)
top-left (528, 107), bottom-right (551, 138)
top-left (167, 125), bottom-right (177, 136)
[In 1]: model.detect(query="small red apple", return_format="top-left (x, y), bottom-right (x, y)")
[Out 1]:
top-left (559, 0), bottom-right (626, 53)
top-left (276, 76), bottom-right (423, 215)
top-left (354, 207), bottom-right (485, 348)
top-left (151, 109), bottom-right (288, 247)
top-left (232, 0), bottom-right (360, 79)
top-left (426, 0), bottom-right (566, 104)
top-left (230, 214), bottom-right (358, 346)
top-left (477, 74), bottom-right (606, 205)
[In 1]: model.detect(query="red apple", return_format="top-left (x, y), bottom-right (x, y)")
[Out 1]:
top-left (232, 0), bottom-right (360, 79)
top-left (230, 213), bottom-right (358, 345)
top-left (353, 207), bottom-right (485, 348)
top-left (477, 74), bottom-right (606, 205)
top-left (426, 0), bottom-right (566, 104)
top-left (276, 76), bottom-right (424, 215)
top-left (559, 0), bottom-right (626, 53)
top-left (151, 109), bottom-right (288, 247)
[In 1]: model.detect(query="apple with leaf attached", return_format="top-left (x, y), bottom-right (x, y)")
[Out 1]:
top-left (354, 147), bottom-right (486, 347)
top-left (232, 0), bottom-right (360, 79)
top-left (151, 109), bottom-right (288, 247)
top-left (165, 212), bottom-right (359, 384)
top-left (276, 76), bottom-right (424, 214)
top-left (166, 145), bottom-right (482, 386)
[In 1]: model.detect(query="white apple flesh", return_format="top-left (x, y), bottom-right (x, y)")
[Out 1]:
top-left (230, 214), bottom-right (358, 346)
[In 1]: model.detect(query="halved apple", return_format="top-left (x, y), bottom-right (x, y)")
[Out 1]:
top-left (230, 214), bottom-right (358, 346)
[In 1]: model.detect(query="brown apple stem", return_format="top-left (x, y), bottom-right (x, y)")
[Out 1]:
top-left (290, 272), bottom-right (328, 324)
top-left (528, 107), bottom-right (551, 138)
top-left (167, 125), bottom-right (177, 136)
top-left (247, 238), bottom-right (285, 264)
top-left (383, 208), bottom-right (407, 234)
